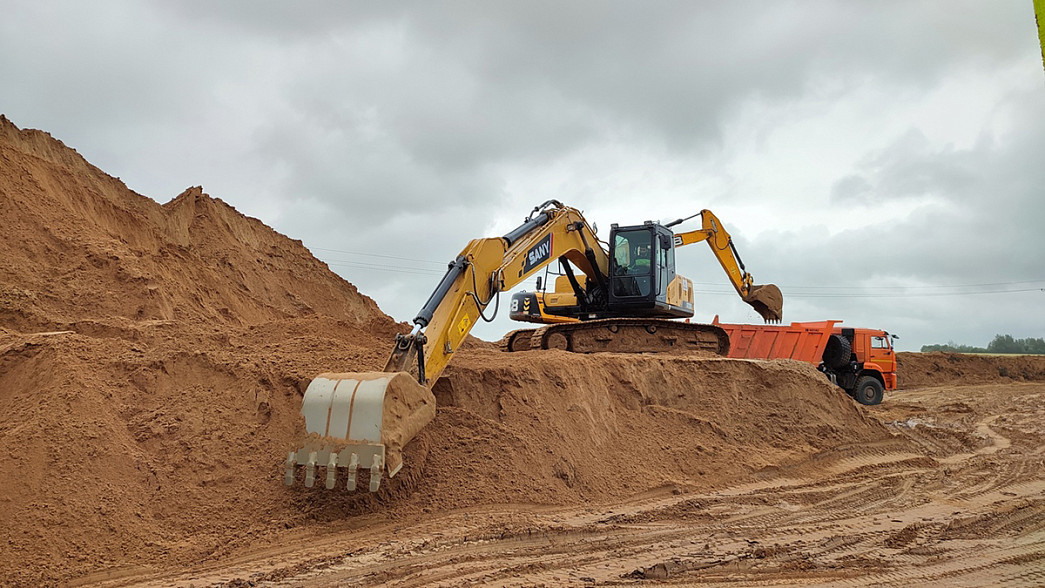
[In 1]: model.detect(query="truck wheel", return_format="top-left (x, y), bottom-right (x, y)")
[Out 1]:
top-left (853, 376), bottom-right (884, 406)
top-left (822, 334), bottom-right (851, 369)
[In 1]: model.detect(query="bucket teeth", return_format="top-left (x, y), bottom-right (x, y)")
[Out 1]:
top-left (369, 454), bottom-right (383, 493)
top-left (325, 453), bottom-right (338, 489)
top-left (284, 452), bottom-right (295, 486)
top-left (287, 371), bottom-right (435, 493)
top-left (284, 448), bottom-right (389, 492)
top-left (346, 453), bottom-right (359, 491)
top-left (305, 451), bottom-right (318, 488)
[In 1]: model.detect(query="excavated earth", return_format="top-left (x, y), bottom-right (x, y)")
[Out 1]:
top-left (1, 117), bottom-right (1042, 587)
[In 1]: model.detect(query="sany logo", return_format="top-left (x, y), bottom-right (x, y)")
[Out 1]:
top-left (523, 234), bottom-right (553, 273)
top-left (528, 242), bottom-right (549, 266)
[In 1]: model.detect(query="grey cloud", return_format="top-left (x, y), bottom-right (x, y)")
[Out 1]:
top-left (862, 130), bottom-right (979, 202)
top-left (1, 0), bottom-right (1040, 350)
top-left (829, 174), bottom-right (873, 204)
top-left (741, 90), bottom-right (1045, 348)
top-left (156, 1), bottom-right (404, 40)
top-left (162, 1), bottom-right (1032, 167)
top-left (6, 1), bottom-right (1025, 207)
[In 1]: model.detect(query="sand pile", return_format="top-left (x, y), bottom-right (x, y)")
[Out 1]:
top-left (418, 350), bottom-right (884, 507)
top-left (0, 117), bottom-right (890, 585)
top-left (898, 351), bottom-right (1045, 388)
top-left (0, 115), bottom-right (383, 332)
top-left (0, 115), bottom-right (404, 584)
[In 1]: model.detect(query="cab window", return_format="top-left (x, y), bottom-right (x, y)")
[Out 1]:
top-left (612, 230), bottom-right (652, 276)
top-left (657, 234), bottom-right (673, 295)
top-left (871, 336), bottom-right (889, 349)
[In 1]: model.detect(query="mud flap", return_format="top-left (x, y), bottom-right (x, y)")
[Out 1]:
top-left (284, 371), bottom-right (436, 492)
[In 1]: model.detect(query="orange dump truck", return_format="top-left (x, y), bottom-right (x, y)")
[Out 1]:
top-left (712, 318), bottom-right (897, 405)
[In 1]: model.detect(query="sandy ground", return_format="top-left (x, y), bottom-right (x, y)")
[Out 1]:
top-left (1, 116), bottom-right (1042, 587)
top-left (83, 377), bottom-right (1044, 588)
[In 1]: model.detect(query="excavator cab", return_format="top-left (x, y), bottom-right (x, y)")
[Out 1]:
top-left (607, 222), bottom-right (693, 318)
top-left (523, 213), bottom-right (781, 324)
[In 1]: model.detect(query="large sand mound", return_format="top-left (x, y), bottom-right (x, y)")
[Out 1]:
top-left (0, 117), bottom-right (889, 585)
top-left (0, 115), bottom-right (384, 333)
top-left (898, 352), bottom-right (1045, 388)
top-left (423, 350), bottom-right (884, 506)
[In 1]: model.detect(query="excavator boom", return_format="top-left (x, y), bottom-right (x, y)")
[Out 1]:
top-left (285, 201), bottom-right (609, 491)
top-left (671, 210), bottom-right (783, 323)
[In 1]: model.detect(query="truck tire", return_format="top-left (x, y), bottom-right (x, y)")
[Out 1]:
top-left (822, 334), bottom-right (851, 369)
top-left (853, 376), bottom-right (884, 406)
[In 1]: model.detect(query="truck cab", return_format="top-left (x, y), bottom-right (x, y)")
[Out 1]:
top-left (834, 327), bottom-right (898, 393)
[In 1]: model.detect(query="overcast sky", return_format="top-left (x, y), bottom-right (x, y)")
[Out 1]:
top-left (2, 1), bottom-right (1043, 351)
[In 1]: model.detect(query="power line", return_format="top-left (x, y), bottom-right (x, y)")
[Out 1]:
top-left (323, 256), bottom-right (447, 274)
top-left (786, 280), bottom-right (1045, 291)
top-left (690, 279), bottom-right (1045, 290)
top-left (325, 260), bottom-right (447, 276)
top-left (693, 288), bottom-right (1044, 298)
top-left (310, 246), bottom-right (448, 266)
top-left (325, 260), bottom-right (1043, 296)
top-left (796, 288), bottom-right (1045, 298)
top-left (312, 248), bottom-right (1044, 297)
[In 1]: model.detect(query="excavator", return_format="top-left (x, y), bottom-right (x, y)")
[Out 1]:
top-left (284, 201), bottom-right (782, 492)
top-left (499, 208), bottom-right (783, 351)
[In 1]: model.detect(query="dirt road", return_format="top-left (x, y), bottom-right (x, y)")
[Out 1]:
top-left (90, 378), bottom-right (1043, 587)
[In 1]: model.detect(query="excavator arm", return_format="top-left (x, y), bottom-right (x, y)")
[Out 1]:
top-left (386, 200), bottom-right (608, 385)
top-left (668, 209), bottom-right (782, 323)
top-left (285, 201), bottom-right (609, 491)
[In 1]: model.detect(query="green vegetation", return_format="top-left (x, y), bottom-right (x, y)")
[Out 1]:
top-left (921, 334), bottom-right (1045, 355)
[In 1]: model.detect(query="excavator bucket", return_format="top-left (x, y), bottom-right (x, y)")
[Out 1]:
top-left (743, 284), bottom-right (784, 323)
top-left (284, 371), bottom-right (436, 492)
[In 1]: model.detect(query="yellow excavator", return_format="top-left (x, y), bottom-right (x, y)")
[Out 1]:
top-left (284, 201), bottom-right (782, 491)
top-left (500, 208), bottom-right (783, 351)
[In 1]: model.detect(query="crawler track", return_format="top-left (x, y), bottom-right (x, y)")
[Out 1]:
top-left (497, 328), bottom-right (536, 352)
top-left (534, 318), bottom-right (731, 355)
top-left (501, 319), bottom-right (729, 355)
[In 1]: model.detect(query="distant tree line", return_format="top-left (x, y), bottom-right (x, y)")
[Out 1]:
top-left (921, 334), bottom-right (1045, 354)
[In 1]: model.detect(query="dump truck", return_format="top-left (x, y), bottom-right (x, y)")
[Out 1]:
top-left (284, 201), bottom-right (782, 491)
top-left (713, 318), bottom-right (897, 405)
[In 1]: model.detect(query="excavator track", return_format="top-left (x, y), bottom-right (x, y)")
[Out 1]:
top-left (517, 318), bottom-right (729, 356)
top-left (497, 328), bottom-right (538, 352)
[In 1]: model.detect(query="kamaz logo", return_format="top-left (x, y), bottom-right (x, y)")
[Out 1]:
top-left (523, 234), bottom-right (552, 273)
